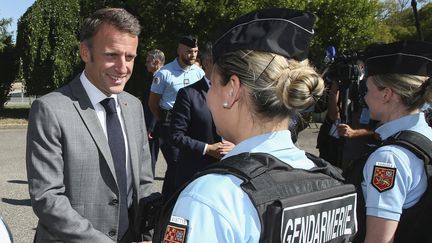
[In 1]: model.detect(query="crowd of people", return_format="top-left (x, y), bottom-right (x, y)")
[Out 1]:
top-left (21, 6), bottom-right (432, 243)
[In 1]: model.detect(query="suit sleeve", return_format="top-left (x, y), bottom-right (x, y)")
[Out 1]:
top-left (26, 99), bottom-right (112, 242)
top-left (170, 88), bottom-right (206, 155)
top-left (136, 102), bottom-right (155, 241)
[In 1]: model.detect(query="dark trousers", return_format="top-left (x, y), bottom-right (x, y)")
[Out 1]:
top-left (317, 119), bottom-right (342, 168)
top-left (159, 118), bottom-right (179, 200)
top-left (148, 123), bottom-right (160, 176)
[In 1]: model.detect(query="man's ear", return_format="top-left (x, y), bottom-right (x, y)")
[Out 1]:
top-left (177, 44), bottom-right (183, 56)
top-left (80, 42), bottom-right (90, 63)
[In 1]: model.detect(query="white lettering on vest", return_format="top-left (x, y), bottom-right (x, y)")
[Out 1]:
top-left (282, 204), bottom-right (354, 243)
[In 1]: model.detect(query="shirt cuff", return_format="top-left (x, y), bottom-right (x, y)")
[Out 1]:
top-left (203, 144), bottom-right (208, 155)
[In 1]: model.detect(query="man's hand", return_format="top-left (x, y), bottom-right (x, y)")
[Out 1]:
top-left (217, 140), bottom-right (235, 156)
top-left (337, 124), bottom-right (375, 138)
top-left (206, 142), bottom-right (224, 159)
top-left (337, 124), bottom-right (355, 138)
top-left (206, 140), bottom-right (235, 159)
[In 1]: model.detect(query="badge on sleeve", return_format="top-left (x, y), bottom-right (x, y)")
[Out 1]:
top-left (153, 76), bottom-right (160, 84)
top-left (371, 164), bottom-right (397, 192)
top-left (163, 216), bottom-right (188, 243)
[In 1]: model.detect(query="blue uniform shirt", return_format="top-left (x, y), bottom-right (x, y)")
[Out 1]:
top-left (151, 58), bottom-right (204, 110)
top-left (362, 112), bottom-right (432, 221)
top-left (170, 130), bottom-right (315, 243)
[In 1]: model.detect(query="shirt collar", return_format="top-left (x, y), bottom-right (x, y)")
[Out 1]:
top-left (80, 71), bottom-right (118, 107)
top-left (376, 112), bottom-right (425, 140)
top-left (224, 130), bottom-right (295, 159)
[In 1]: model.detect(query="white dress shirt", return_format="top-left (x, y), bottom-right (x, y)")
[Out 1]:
top-left (80, 72), bottom-right (133, 207)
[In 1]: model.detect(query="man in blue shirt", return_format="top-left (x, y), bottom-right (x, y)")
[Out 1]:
top-left (144, 49), bottom-right (165, 176)
top-left (148, 36), bottom-right (204, 198)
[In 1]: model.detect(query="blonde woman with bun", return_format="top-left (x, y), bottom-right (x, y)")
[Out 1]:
top-left (153, 8), bottom-right (358, 243)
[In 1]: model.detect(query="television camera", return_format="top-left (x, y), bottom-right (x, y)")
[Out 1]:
top-left (323, 46), bottom-right (365, 88)
top-left (322, 46), bottom-right (366, 124)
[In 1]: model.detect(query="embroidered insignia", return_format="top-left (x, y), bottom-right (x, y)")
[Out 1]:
top-left (163, 216), bottom-right (188, 243)
top-left (183, 79), bottom-right (189, 86)
top-left (371, 165), bottom-right (397, 192)
top-left (153, 76), bottom-right (160, 84)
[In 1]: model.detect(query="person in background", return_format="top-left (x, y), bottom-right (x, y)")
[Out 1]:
top-left (170, 43), bottom-right (234, 189)
top-left (144, 49), bottom-right (165, 175)
top-left (317, 69), bottom-right (379, 168)
top-left (26, 8), bottom-right (153, 243)
top-left (148, 35), bottom-right (204, 199)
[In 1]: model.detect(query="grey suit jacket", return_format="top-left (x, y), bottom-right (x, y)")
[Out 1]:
top-left (26, 75), bottom-right (153, 242)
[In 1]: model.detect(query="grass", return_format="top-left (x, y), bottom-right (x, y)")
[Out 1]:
top-left (0, 104), bottom-right (30, 127)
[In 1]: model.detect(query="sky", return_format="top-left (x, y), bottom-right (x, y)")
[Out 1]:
top-left (0, 0), bottom-right (36, 40)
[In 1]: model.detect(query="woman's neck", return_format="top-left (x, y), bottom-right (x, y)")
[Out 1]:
top-left (382, 104), bottom-right (420, 123)
top-left (235, 116), bottom-right (289, 144)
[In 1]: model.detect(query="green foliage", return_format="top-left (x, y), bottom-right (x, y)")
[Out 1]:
top-left (376, 2), bottom-right (432, 42)
top-left (303, 0), bottom-right (380, 66)
top-left (15, 0), bottom-right (430, 99)
top-left (0, 18), bottom-right (16, 107)
top-left (16, 0), bottom-right (81, 96)
top-left (126, 0), bottom-right (381, 70)
top-left (0, 17), bottom-right (12, 51)
top-left (0, 37), bottom-right (18, 107)
top-left (418, 3), bottom-right (432, 41)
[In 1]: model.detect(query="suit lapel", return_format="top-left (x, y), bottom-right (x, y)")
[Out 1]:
top-left (118, 94), bottom-right (140, 187)
top-left (69, 76), bottom-right (117, 180)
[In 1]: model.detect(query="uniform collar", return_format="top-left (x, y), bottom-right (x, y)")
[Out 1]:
top-left (224, 130), bottom-right (295, 159)
top-left (376, 112), bottom-right (425, 140)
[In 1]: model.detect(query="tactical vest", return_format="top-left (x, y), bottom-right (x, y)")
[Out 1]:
top-left (343, 130), bottom-right (432, 243)
top-left (154, 152), bottom-right (358, 243)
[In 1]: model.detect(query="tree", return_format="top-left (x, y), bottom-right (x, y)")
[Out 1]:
top-left (15, 0), bottom-right (81, 96)
top-left (130, 0), bottom-right (381, 69)
top-left (417, 2), bottom-right (432, 41)
top-left (304, 0), bottom-right (381, 66)
top-left (0, 17), bottom-right (16, 107)
top-left (378, 1), bottom-right (432, 42)
top-left (13, 0), bottom-right (386, 98)
top-left (0, 17), bottom-right (12, 51)
top-left (0, 36), bottom-right (17, 107)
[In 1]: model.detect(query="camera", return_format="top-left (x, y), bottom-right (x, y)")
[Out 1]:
top-left (323, 46), bottom-right (365, 87)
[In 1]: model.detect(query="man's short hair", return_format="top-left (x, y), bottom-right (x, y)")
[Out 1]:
top-left (80, 8), bottom-right (141, 48)
top-left (147, 49), bottom-right (165, 65)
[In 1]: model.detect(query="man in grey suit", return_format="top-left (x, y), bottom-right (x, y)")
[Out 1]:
top-left (26, 8), bottom-right (153, 243)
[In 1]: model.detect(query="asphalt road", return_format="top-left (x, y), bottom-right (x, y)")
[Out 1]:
top-left (0, 125), bottom-right (319, 243)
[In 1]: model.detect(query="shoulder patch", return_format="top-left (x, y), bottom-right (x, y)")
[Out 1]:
top-left (163, 216), bottom-right (188, 243)
top-left (153, 76), bottom-right (160, 84)
top-left (371, 165), bottom-right (397, 192)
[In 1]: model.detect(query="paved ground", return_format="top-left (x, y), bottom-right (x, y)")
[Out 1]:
top-left (0, 125), bottom-right (319, 243)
